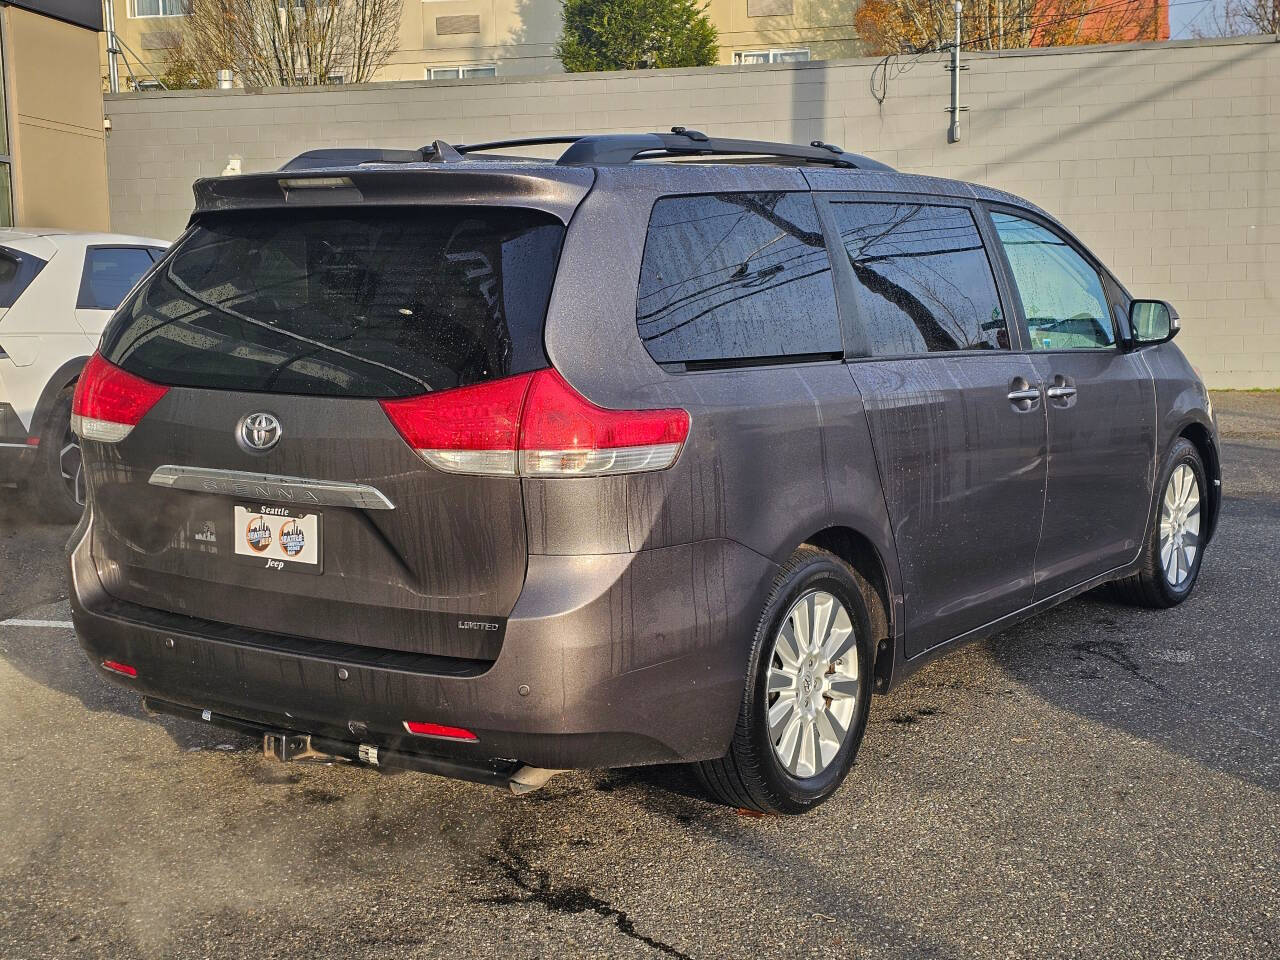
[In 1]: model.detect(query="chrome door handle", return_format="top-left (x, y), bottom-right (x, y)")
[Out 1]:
top-left (1008, 388), bottom-right (1041, 402)
top-left (1046, 386), bottom-right (1077, 400)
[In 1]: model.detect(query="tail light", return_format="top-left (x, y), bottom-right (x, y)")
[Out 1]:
top-left (380, 369), bottom-right (690, 478)
top-left (72, 352), bottom-right (169, 443)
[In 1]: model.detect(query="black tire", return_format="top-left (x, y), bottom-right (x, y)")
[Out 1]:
top-left (694, 545), bottom-right (875, 815)
top-left (1110, 437), bottom-right (1207, 609)
top-left (26, 385), bottom-right (85, 525)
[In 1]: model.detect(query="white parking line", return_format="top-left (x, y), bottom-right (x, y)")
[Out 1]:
top-left (0, 618), bottom-right (75, 628)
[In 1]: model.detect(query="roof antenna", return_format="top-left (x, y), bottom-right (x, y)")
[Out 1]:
top-left (422, 140), bottom-right (464, 162)
top-left (810, 140), bottom-right (843, 154)
top-left (670, 126), bottom-right (710, 142)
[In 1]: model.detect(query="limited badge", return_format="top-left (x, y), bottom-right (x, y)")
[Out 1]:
top-left (245, 515), bottom-right (273, 552)
top-left (279, 519), bottom-right (306, 558)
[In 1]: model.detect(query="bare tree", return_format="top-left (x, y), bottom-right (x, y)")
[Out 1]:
top-left (183, 0), bottom-right (403, 87)
top-left (1193, 0), bottom-right (1279, 37)
top-left (856, 0), bottom-right (1167, 55)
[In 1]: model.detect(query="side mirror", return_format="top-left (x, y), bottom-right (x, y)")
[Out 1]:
top-left (1129, 299), bottom-right (1179, 346)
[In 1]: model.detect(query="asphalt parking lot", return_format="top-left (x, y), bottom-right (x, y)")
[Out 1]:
top-left (1, 392), bottom-right (1276, 960)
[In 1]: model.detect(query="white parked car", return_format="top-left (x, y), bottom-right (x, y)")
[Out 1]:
top-left (0, 228), bottom-right (168, 521)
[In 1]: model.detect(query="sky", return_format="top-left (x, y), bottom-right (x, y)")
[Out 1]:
top-left (1168, 0), bottom-right (1230, 38)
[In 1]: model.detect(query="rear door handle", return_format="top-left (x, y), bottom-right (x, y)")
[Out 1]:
top-left (1008, 388), bottom-right (1041, 402)
top-left (1046, 386), bottom-right (1077, 399)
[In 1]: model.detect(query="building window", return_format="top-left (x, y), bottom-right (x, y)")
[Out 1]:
top-left (428, 65), bottom-right (497, 80)
top-left (747, 0), bottom-right (794, 15)
top-left (733, 48), bottom-right (810, 65)
top-left (132, 0), bottom-right (191, 18)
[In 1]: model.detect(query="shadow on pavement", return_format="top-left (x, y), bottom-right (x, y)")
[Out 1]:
top-left (989, 427), bottom-right (1279, 792)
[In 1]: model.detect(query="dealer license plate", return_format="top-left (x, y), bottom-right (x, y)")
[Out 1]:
top-left (232, 504), bottom-right (322, 573)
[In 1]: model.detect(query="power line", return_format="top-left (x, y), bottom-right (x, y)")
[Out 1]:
top-left (872, 0), bottom-right (1222, 106)
top-left (1171, 0), bottom-right (1217, 39)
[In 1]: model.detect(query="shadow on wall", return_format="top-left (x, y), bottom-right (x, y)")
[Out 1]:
top-left (978, 39), bottom-right (1275, 176)
top-left (507, 0), bottom-right (570, 74)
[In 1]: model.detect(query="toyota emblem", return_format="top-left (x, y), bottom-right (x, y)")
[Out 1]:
top-left (239, 412), bottom-right (282, 452)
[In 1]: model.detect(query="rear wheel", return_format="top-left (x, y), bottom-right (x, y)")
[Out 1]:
top-left (1111, 438), bottom-right (1207, 608)
top-left (695, 545), bottom-right (874, 814)
top-left (27, 385), bottom-right (85, 525)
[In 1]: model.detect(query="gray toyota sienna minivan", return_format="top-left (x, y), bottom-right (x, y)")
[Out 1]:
top-left (70, 130), bottom-right (1219, 814)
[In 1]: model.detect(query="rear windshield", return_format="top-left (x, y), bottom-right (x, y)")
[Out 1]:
top-left (101, 207), bottom-right (565, 398)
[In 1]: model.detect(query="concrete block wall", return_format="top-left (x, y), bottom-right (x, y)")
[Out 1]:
top-left (103, 35), bottom-right (1280, 388)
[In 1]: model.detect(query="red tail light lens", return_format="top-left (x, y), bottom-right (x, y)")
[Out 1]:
top-left (102, 660), bottom-right (138, 678)
top-left (72, 352), bottom-right (169, 443)
top-left (380, 369), bottom-right (690, 478)
top-left (518, 369), bottom-right (689, 477)
top-left (380, 372), bottom-right (534, 476)
top-left (403, 720), bottom-right (479, 742)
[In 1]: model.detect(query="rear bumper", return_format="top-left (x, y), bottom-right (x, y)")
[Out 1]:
top-left (70, 516), bottom-right (777, 770)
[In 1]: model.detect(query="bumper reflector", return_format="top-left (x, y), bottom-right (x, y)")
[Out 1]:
top-left (102, 660), bottom-right (138, 678)
top-left (403, 720), bottom-right (479, 742)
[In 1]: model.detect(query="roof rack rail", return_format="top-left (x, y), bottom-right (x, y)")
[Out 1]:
top-left (555, 129), bottom-right (893, 170)
top-left (279, 129), bottom-right (894, 172)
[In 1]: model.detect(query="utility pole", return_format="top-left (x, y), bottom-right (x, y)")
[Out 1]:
top-left (947, 1), bottom-right (966, 143)
top-left (103, 0), bottom-right (119, 94)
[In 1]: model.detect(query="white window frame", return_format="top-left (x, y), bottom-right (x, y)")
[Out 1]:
top-left (427, 64), bottom-right (497, 80)
top-left (131, 0), bottom-right (190, 19)
top-left (733, 48), bottom-right (810, 65)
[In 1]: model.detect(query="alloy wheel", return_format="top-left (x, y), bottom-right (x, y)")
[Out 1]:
top-left (59, 425), bottom-right (85, 507)
top-left (1159, 463), bottom-right (1200, 588)
top-left (766, 589), bottom-right (860, 779)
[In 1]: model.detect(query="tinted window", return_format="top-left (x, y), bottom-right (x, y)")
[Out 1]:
top-left (102, 207), bottom-right (565, 398)
top-left (636, 192), bottom-right (840, 365)
top-left (991, 212), bottom-right (1114, 350)
top-left (78, 247), bottom-right (156, 311)
top-left (0, 246), bottom-right (48, 308)
top-left (831, 202), bottom-right (1008, 356)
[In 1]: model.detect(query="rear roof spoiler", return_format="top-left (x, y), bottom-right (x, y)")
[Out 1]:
top-left (190, 164), bottom-right (596, 223)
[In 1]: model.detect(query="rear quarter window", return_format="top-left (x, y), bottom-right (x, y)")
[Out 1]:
top-left (78, 246), bottom-right (157, 311)
top-left (100, 207), bottom-right (565, 398)
top-left (636, 191), bottom-right (841, 367)
top-left (0, 246), bottom-right (49, 309)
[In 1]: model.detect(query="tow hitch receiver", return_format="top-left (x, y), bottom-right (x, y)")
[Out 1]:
top-left (144, 697), bottom-right (564, 793)
top-left (264, 732), bottom-right (335, 763)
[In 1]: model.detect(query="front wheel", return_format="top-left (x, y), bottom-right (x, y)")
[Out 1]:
top-left (694, 545), bottom-right (875, 815)
top-left (1111, 437), bottom-right (1208, 608)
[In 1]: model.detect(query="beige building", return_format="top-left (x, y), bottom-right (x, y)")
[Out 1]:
top-left (99, 0), bottom-right (860, 87)
top-left (1, 1), bottom-right (110, 230)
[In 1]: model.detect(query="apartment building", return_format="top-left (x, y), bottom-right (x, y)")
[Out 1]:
top-left (1, 0), bottom-right (110, 229)
top-left (99, 0), bottom-right (861, 87)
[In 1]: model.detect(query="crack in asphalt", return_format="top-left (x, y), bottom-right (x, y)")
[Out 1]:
top-left (1070, 637), bottom-right (1173, 696)
top-left (1069, 636), bottom-right (1275, 744)
top-left (480, 831), bottom-right (693, 959)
